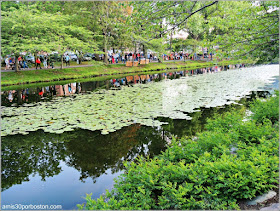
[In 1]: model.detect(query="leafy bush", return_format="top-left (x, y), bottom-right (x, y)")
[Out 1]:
top-left (205, 107), bottom-right (245, 132)
top-left (250, 90), bottom-right (279, 124)
top-left (78, 94), bottom-right (279, 210)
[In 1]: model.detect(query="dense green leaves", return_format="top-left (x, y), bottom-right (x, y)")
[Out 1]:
top-left (78, 92), bottom-right (279, 210)
top-left (1, 7), bottom-right (95, 56)
top-left (1, 1), bottom-right (278, 66)
top-left (250, 90), bottom-right (279, 124)
top-left (207, 1), bottom-right (279, 63)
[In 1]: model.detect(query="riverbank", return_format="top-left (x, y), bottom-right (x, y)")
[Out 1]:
top-left (78, 92), bottom-right (279, 210)
top-left (1, 59), bottom-right (252, 87)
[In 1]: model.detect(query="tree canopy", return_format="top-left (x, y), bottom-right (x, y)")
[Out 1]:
top-left (208, 1), bottom-right (279, 63)
top-left (1, 1), bottom-right (279, 67)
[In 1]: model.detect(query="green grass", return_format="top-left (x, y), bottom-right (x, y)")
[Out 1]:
top-left (52, 60), bottom-right (92, 67)
top-left (1, 59), bottom-right (252, 87)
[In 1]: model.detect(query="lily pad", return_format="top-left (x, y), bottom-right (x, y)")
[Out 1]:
top-left (1, 65), bottom-right (278, 137)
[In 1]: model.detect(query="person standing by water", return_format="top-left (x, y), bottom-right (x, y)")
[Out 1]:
top-left (43, 56), bottom-right (48, 68)
top-left (18, 56), bottom-right (23, 68)
top-left (5, 57), bottom-right (9, 70)
top-left (22, 58), bottom-right (28, 69)
top-left (125, 54), bottom-right (128, 63)
top-left (35, 57), bottom-right (42, 69)
top-left (112, 53), bottom-right (115, 64)
top-left (65, 54), bottom-right (70, 66)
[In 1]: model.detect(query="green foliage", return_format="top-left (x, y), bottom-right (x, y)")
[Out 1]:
top-left (208, 1), bottom-right (279, 62)
top-left (250, 91), bottom-right (279, 124)
top-left (1, 7), bottom-right (95, 56)
top-left (205, 108), bottom-right (245, 132)
top-left (1, 1), bottom-right (278, 66)
top-left (78, 94), bottom-right (279, 210)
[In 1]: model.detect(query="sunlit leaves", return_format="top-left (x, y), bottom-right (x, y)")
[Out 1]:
top-left (1, 7), bottom-right (96, 56)
top-left (208, 1), bottom-right (279, 62)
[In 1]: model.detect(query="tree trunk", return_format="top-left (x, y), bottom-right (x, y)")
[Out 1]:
top-left (158, 52), bottom-right (162, 63)
top-left (15, 56), bottom-right (19, 72)
top-left (143, 44), bottom-right (147, 64)
top-left (104, 34), bottom-right (108, 65)
top-left (61, 55), bottom-right (63, 69)
top-left (78, 51), bottom-right (83, 65)
top-left (170, 30), bottom-right (173, 53)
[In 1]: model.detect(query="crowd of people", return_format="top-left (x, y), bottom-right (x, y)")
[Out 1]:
top-left (107, 52), bottom-right (153, 64)
top-left (3, 50), bottom-right (214, 71)
top-left (4, 56), bottom-right (29, 70)
top-left (4, 55), bottom-right (55, 70)
top-left (106, 51), bottom-right (214, 64)
top-left (34, 55), bottom-right (56, 70)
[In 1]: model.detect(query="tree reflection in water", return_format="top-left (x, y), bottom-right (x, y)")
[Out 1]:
top-left (1, 91), bottom-right (271, 192)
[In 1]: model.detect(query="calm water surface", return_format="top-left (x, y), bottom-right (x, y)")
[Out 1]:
top-left (1, 64), bottom-right (279, 209)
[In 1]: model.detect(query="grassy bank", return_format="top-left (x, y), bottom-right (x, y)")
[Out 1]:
top-left (0, 68), bottom-right (188, 91)
top-left (78, 92), bottom-right (279, 210)
top-left (1, 59), bottom-right (252, 87)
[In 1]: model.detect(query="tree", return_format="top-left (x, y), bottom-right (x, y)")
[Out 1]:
top-left (126, 1), bottom-right (219, 60)
top-left (131, 1), bottom-right (218, 36)
top-left (62, 1), bottom-right (132, 64)
top-left (207, 1), bottom-right (279, 62)
top-left (1, 5), bottom-right (95, 71)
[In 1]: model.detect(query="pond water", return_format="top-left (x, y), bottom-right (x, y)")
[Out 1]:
top-left (1, 64), bottom-right (279, 210)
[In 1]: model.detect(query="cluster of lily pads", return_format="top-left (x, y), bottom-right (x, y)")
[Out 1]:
top-left (1, 65), bottom-right (278, 136)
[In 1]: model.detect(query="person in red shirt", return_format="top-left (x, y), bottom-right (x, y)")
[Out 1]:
top-left (18, 56), bottom-right (23, 68)
top-left (112, 54), bottom-right (115, 64)
top-left (36, 57), bottom-right (42, 69)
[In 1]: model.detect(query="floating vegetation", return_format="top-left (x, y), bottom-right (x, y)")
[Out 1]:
top-left (1, 65), bottom-right (278, 136)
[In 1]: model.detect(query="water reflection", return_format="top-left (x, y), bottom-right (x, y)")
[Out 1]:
top-left (1, 91), bottom-right (268, 192)
top-left (1, 64), bottom-right (246, 107)
top-left (3, 62), bottom-right (275, 209)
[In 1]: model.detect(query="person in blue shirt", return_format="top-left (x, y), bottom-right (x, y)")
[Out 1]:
top-left (22, 59), bottom-right (28, 69)
top-left (65, 54), bottom-right (70, 66)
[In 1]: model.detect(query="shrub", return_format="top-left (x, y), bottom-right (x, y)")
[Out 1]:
top-left (205, 107), bottom-right (245, 132)
top-left (250, 90), bottom-right (279, 124)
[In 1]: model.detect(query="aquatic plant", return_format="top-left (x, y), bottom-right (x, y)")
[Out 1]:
top-left (1, 65), bottom-right (278, 137)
